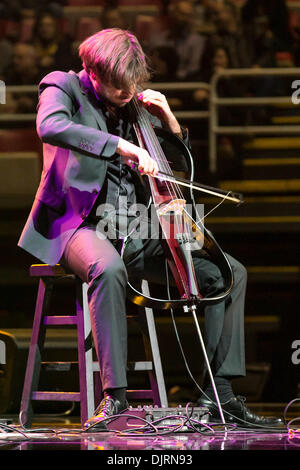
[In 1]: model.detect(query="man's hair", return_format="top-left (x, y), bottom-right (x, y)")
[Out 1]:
top-left (79, 28), bottom-right (151, 92)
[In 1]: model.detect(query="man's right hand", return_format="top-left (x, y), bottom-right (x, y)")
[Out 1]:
top-left (116, 138), bottom-right (159, 177)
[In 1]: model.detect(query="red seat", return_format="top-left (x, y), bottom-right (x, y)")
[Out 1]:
top-left (0, 129), bottom-right (41, 153)
top-left (19, 18), bottom-right (35, 42)
top-left (75, 17), bottom-right (101, 42)
top-left (0, 20), bottom-right (20, 40)
top-left (67, 0), bottom-right (105, 6)
top-left (118, 0), bottom-right (161, 5)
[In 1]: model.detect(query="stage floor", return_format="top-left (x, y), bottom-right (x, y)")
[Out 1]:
top-left (0, 403), bottom-right (299, 452)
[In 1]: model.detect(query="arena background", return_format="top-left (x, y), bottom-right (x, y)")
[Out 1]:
top-left (0, 0), bottom-right (299, 420)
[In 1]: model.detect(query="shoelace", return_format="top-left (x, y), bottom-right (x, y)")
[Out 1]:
top-left (95, 397), bottom-right (116, 416)
top-left (235, 395), bottom-right (250, 418)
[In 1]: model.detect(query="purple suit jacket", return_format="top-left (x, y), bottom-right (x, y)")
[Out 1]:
top-left (18, 69), bottom-right (132, 265)
top-left (18, 69), bottom-right (189, 266)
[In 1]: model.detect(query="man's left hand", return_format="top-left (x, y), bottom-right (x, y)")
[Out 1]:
top-left (137, 89), bottom-right (181, 135)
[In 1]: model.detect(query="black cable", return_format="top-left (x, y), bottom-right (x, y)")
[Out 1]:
top-left (82, 412), bottom-right (158, 434)
top-left (283, 398), bottom-right (300, 437)
top-left (164, 261), bottom-right (291, 433)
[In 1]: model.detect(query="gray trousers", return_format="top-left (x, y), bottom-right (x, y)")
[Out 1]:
top-left (62, 222), bottom-right (247, 391)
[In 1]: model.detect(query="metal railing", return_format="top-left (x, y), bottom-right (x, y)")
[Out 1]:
top-left (1, 85), bottom-right (37, 122)
top-left (1, 81), bottom-right (210, 122)
top-left (3, 70), bottom-right (300, 176)
top-left (209, 67), bottom-right (300, 173)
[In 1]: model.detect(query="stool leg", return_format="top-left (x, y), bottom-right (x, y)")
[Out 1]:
top-left (19, 278), bottom-right (53, 428)
top-left (76, 281), bottom-right (95, 427)
top-left (141, 280), bottom-right (168, 407)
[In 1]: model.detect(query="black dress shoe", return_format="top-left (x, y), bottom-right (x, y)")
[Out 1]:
top-left (198, 395), bottom-right (285, 429)
top-left (83, 395), bottom-right (128, 432)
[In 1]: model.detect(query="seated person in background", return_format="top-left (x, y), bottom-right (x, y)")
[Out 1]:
top-left (195, 43), bottom-right (248, 178)
top-left (100, 5), bottom-right (128, 30)
top-left (148, 45), bottom-right (179, 83)
top-left (14, 1), bottom-right (67, 19)
top-left (205, 0), bottom-right (254, 69)
top-left (31, 11), bottom-right (73, 74)
top-left (1, 42), bottom-right (43, 113)
top-left (147, 1), bottom-right (207, 81)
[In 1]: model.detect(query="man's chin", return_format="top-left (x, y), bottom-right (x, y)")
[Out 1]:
top-left (105, 98), bottom-right (131, 108)
top-left (118, 97), bottom-right (133, 106)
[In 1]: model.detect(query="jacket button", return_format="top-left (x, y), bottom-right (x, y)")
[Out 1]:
top-left (81, 212), bottom-right (86, 219)
top-left (92, 189), bottom-right (98, 195)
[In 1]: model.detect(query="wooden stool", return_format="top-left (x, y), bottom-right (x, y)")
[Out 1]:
top-left (19, 264), bottom-right (168, 428)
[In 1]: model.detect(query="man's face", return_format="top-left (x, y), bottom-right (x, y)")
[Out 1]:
top-left (13, 44), bottom-right (37, 73)
top-left (90, 73), bottom-right (136, 107)
top-left (38, 15), bottom-right (56, 41)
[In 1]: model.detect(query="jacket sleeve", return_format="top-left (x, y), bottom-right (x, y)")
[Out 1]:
top-left (36, 71), bottom-right (119, 159)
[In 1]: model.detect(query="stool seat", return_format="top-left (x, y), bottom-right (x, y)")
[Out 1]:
top-left (20, 264), bottom-right (168, 428)
top-left (29, 264), bottom-right (73, 277)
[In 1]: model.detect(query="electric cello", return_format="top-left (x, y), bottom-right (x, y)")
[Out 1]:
top-left (125, 95), bottom-right (244, 424)
top-left (126, 95), bottom-right (243, 312)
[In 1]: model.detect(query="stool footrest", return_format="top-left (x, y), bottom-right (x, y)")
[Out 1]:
top-left (44, 315), bottom-right (77, 325)
top-left (41, 361), bottom-right (77, 371)
top-left (128, 361), bottom-right (153, 371)
top-left (92, 361), bottom-right (153, 372)
top-left (32, 391), bottom-right (81, 401)
top-left (126, 390), bottom-right (155, 399)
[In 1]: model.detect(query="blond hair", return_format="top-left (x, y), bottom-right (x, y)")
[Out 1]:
top-left (79, 28), bottom-right (150, 92)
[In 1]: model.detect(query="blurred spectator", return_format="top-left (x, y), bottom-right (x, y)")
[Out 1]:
top-left (201, 0), bottom-right (223, 26)
top-left (1, 42), bottom-right (43, 112)
top-left (250, 15), bottom-right (278, 68)
top-left (31, 11), bottom-right (73, 74)
top-left (0, 0), bottom-right (66, 20)
top-left (196, 44), bottom-right (246, 112)
top-left (101, 5), bottom-right (128, 30)
top-left (195, 43), bottom-right (248, 178)
top-left (0, 21), bottom-right (22, 75)
top-left (148, 45), bottom-right (179, 82)
top-left (203, 0), bottom-right (254, 69)
top-left (147, 1), bottom-right (207, 81)
top-left (242, 0), bottom-right (293, 53)
top-left (0, 39), bottom-right (14, 75)
top-left (0, 0), bottom-right (22, 20)
top-left (2, 42), bottom-right (43, 85)
top-left (147, 44), bottom-right (183, 110)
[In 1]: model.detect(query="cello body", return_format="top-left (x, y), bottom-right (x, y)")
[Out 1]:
top-left (126, 98), bottom-right (234, 310)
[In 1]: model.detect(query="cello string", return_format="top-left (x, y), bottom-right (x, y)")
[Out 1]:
top-left (132, 96), bottom-right (189, 236)
top-left (132, 97), bottom-right (181, 197)
top-left (132, 96), bottom-right (203, 244)
top-left (133, 96), bottom-right (202, 298)
top-left (131, 97), bottom-right (183, 236)
top-left (140, 105), bottom-right (184, 198)
top-left (138, 97), bottom-right (198, 239)
top-left (132, 97), bottom-right (191, 240)
top-left (136, 107), bottom-right (236, 235)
